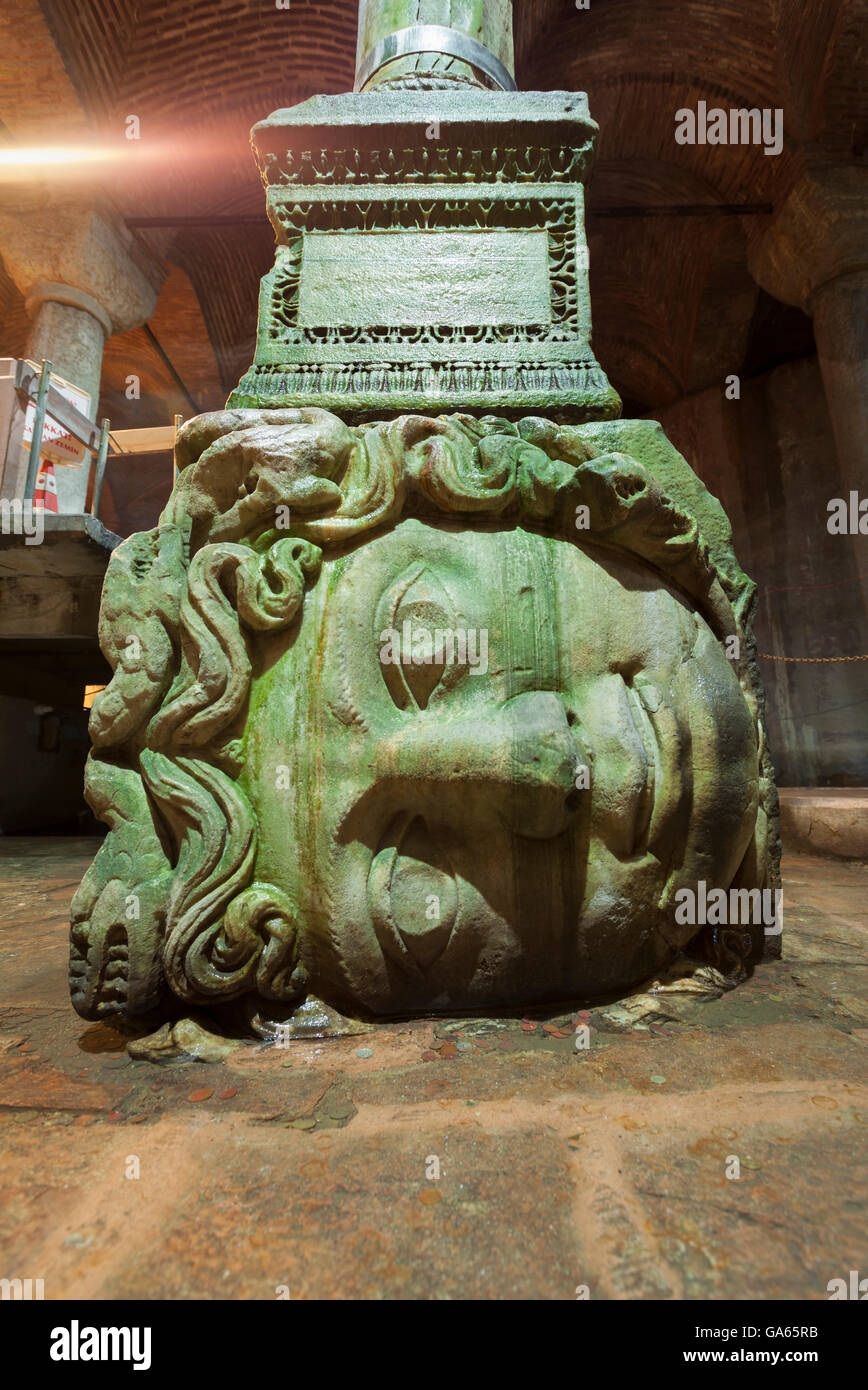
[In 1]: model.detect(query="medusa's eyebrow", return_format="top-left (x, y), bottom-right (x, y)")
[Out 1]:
top-left (326, 597), bottom-right (370, 731)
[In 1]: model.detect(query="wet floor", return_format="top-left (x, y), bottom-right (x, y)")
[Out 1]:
top-left (0, 838), bottom-right (865, 1299)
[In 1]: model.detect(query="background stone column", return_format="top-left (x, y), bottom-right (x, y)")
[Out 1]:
top-left (0, 200), bottom-right (163, 511)
top-left (748, 159), bottom-right (868, 473)
top-left (747, 157), bottom-right (868, 766)
top-left (24, 282), bottom-right (112, 416)
top-left (810, 267), bottom-right (868, 470)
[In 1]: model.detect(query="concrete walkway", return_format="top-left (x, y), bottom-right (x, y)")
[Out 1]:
top-left (778, 787), bottom-right (868, 859)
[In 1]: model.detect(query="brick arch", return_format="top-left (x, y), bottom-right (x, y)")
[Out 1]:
top-left (28, 0), bottom-right (864, 415)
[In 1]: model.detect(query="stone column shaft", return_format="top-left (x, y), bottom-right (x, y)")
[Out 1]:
top-left (21, 283), bottom-right (113, 511)
top-left (0, 202), bottom-right (163, 511)
top-left (810, 269), bottom-right (868, 471)
top-left (355, 0), bottom-right (514, 90)
top-left (25, 285), bottom-right (110, 418)
top-left (748, 161), bottom-right (868, 473)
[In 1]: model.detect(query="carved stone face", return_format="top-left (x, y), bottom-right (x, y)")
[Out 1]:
top-left (71, 408), bottom-right (775, 1031)
top-left (246, 517), bottom-right (759, 1014)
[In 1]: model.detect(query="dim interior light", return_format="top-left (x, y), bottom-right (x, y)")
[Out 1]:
top-left (83, 685), bottom-right (106, 710)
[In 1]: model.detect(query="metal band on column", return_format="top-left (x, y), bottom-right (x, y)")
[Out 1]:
top-left (354, 24), bottom-right (517, 93)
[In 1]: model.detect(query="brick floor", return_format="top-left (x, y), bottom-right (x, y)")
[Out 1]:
top-left (0, 838), bottom-right (865, 1300)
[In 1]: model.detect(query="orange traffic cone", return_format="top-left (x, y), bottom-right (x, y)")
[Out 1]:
top-left (33, 460), bottom-right (58, 513)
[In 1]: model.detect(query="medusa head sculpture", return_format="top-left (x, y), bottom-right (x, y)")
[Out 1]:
top-left (70, 408), bottom-right (778, 1030)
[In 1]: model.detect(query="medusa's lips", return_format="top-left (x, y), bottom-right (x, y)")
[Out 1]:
top-left (571, 671), bottom-right (676, 864)
top-left (367, 815), bottom-right (459, 973)
top-left (623, 675), bottom-right (685, 859)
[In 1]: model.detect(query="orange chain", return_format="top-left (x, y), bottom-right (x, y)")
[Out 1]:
top-left (758, 653), bottom-right (868, 662)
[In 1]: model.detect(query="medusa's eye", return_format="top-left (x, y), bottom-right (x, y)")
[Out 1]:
top-left (376, 564), bottom-right (459, 710)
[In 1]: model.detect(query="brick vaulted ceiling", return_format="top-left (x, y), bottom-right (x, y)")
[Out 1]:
top-left (3, 0), bottom-right (866, 424)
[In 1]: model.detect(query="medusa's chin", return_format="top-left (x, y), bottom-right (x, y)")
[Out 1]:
top-left (246, 518), bottom-right (759, 1014)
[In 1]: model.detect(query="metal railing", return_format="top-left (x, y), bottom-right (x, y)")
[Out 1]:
top-left (16, 358), bottom-right (111, 520)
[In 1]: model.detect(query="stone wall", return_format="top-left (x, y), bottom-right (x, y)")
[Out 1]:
top-left (0, 693), bottom-right (93, 834)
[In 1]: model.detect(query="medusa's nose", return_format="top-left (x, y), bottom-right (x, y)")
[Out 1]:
top-left (375, 690), bottom-right (587, 840)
